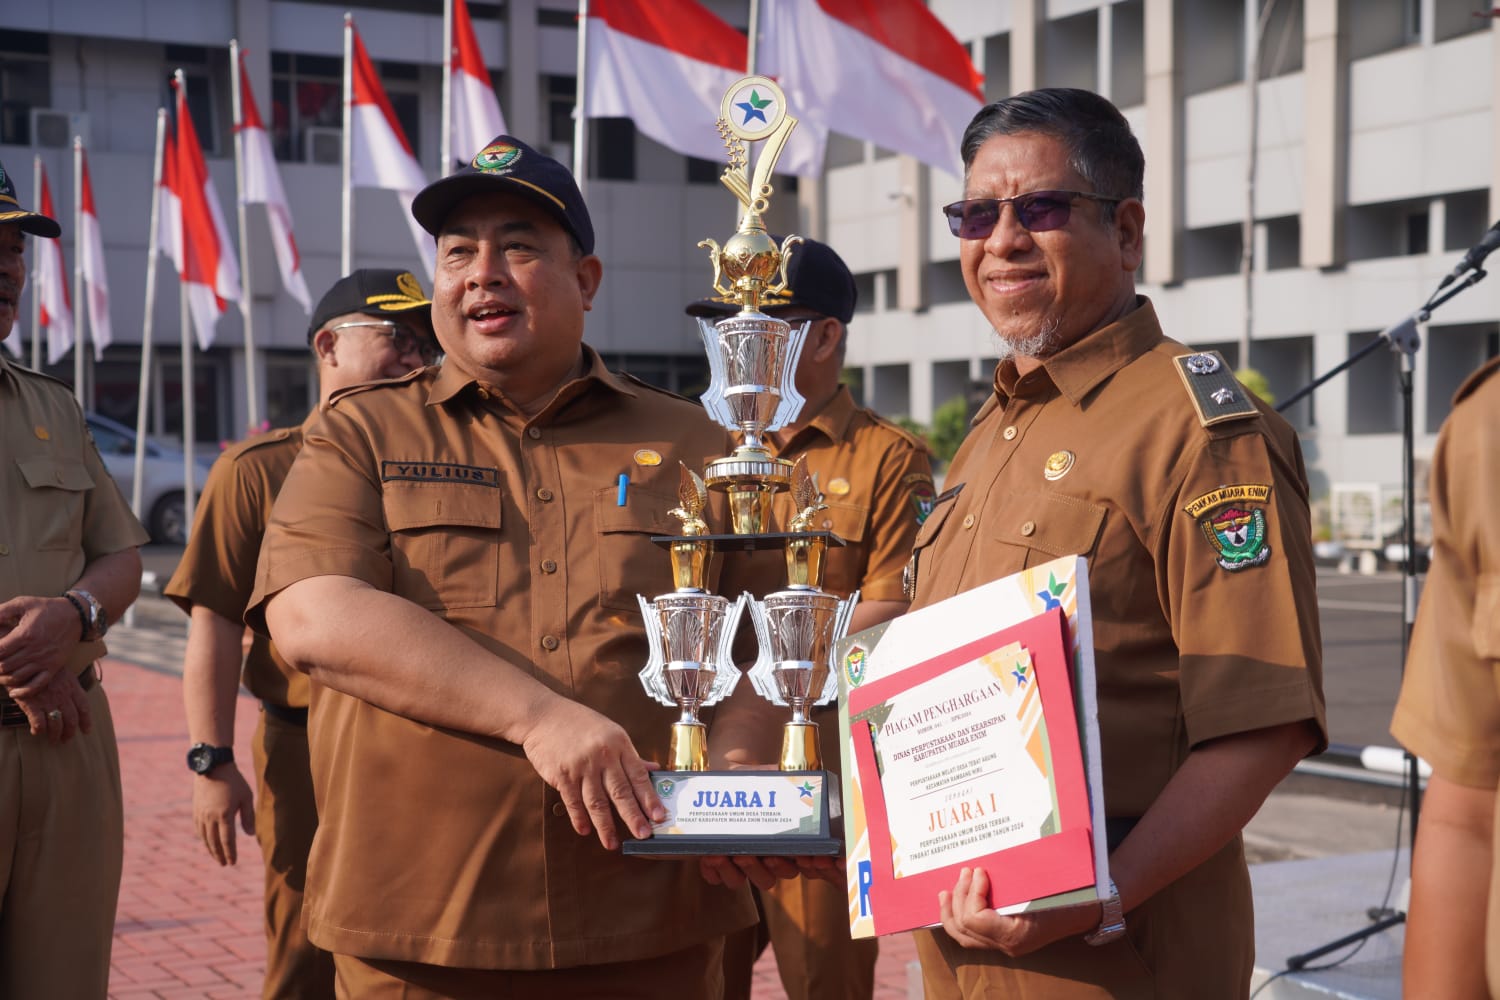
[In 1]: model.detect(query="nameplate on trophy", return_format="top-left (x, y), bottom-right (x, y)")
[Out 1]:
top-left (625, 770), bottom-right (839, 857)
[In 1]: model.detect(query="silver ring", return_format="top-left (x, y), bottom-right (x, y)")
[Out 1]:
top-left (46, 710), bottom-right (62, 722)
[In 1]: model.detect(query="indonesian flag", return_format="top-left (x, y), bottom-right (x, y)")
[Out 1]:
top-left (34, 168), bottom-right (73, 365)
top-left (584, 0), bottom-right (824, 175)
top-left (237, 51), bottom-right (311, 311)
top-left (760, 0), bottom-right (984, 176)
top-left (349, 23), bottom-right (434, 275)
top-left (78, 146), bottom-right (112, 359)
top-left (158, 128), bottom-right (183, 273)
top-left (449, 0), bottom-right (507, 165)
top-left (170, 77), bottom-right (242, 350)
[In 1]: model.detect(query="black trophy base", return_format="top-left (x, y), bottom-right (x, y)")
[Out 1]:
top-left (622, 834), bottom-right (842, 857)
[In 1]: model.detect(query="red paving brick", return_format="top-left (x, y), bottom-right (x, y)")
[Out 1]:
top-left (101, 656), bottom-right (919, 998)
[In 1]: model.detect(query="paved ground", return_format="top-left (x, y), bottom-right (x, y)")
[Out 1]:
top-left (93, 552), bottom-right (1410, 998)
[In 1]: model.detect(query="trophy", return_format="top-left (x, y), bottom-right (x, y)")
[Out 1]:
top-left (624, 77), bottom-right (854, 857)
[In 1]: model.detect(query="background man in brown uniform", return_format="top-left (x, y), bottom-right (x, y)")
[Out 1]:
top-left (1391, 354), bottom-right (1500, 998)
top-left (0, 157), bottom-right (149, 997)
top-left (249, 136), bottom-right (799, 999)
top-left (689, 238), bottom-right (934, 1000)
top-left (907, 89), bottom-right (1326, 998)
top-left (166, 268), bottom-right (435, 1000)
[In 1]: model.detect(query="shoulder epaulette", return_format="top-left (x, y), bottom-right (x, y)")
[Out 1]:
top-left (327, 367), bottom-right (427, 407)
top-left (619, 371), bottom-right (695, 404)
top-left (8, 360), bottom-right (77, 394)
top-left (1172, 351), bottom-right (1260, 428)
top-left (1453, 355), bottom-right (1500, 406)
top-left (226, 426), bottom-right (299, 460)
top-left (867, 410), bottom-right (933, 454)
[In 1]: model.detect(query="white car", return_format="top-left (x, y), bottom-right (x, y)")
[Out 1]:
top-left (86, 412), bottom-right (212, 545)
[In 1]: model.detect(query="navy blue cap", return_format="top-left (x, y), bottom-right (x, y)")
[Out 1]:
top-left (411, 136), bottom-right (594, 255)
top-left (308, 269), bottom-right (434, 344)
top-left (0, 157), bottom-right (61, 238)
top-left (685, 237), bottom-right (856, 325)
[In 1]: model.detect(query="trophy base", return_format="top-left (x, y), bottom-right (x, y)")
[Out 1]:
top-left (622, 769), bottom-right (841, 857)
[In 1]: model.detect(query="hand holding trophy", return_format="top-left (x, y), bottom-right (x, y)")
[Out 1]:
top-left (624, 77), bottom-right (855, 857)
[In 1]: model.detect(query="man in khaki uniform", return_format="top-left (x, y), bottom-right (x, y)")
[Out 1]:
top-left (0, 157), bottom-right (149, 997)
top-left (1391, 354), bottom-right (1500, 998)
top-left (689, 238), bottom-right (934, 1000)
top-left (166, 268), bottom-right (435, 1000)
top-left (249, 136), bottom-right (798, 999)
top-left (907, 89), bottom-right (1326, 998)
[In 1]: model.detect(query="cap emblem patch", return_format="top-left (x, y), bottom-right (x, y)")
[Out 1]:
top-left (474, 141), bottom-right (522, 174)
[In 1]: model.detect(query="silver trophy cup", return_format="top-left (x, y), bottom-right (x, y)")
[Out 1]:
top-left (638, 591), bottom-right (745, 771)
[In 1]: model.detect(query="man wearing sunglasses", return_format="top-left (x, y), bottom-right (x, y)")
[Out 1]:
top-left (688, 238), bottom-right (935, 1000)
top-left (166, 268), bottom-right (435, 999)
top-left (907, 89), bottom-right (1326, 998)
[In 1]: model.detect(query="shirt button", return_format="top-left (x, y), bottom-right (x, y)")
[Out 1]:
top-left (962, 514), bottom-right (975, 529)
top-left (541, 559), bottom-right (558, 573)
top-left (551, 802), bottom-right (566, 817)
top-left (541, 634), bottom-right (560, 651)
top-left (527, 427), bottom-right (542, 440)
top-left (537, 488), bottom-right (554, 502)
top-left (0, 543), bottom-right (9, 556)
top-left (476, 387), bottom-right (490, 400)
top-left (1021, 520), bottom-right (1036, 536)
top-left (1003, 426), bottom-right (1017, 440)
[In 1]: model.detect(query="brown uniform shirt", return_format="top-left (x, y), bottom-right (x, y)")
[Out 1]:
top-left (249, 346), bottom-right (759, 970)
top-left (1391, 356), bottom-right (1500, 987)
top-left (164, 411), bottom-right (316, 708)
top-left (908, 300), bottom-right (1326, 995)
top-left (0, 352), bottom-right (148, 673)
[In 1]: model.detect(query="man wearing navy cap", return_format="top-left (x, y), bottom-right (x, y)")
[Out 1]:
top-left (249, 137), bottom-right (796, 998)
top-left (0, 156), bottom-right (149, 997)
top-left (167, 268), bottom-right (435, 1000)
top-left (689, 239), bottom-right (935, 1000)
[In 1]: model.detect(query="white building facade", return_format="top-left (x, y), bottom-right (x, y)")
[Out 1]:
top-left (3, 0), bottom-right (1497, 516)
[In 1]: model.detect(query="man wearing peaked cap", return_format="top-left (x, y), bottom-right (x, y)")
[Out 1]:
top-left (689, 238), bottom-right (934, 1000)
top-left (249, 136), bottom-right (799, 997)
top-left (0, 155), bottom-right (150, 998)
top-left (167, 268), bottom-right (436, 1000)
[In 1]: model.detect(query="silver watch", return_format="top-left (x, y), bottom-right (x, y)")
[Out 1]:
top-left (67, 588), bottom-right (108, 642)
top-left (1083, 879), bottom-right (1125, 945)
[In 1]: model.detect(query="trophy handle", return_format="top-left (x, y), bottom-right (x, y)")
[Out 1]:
top-left (745, 595), bottom-right (788, 707)
top-left (695, 316), bottom-right (738, 431)
top-left (815, 590), bottom-right (861, 705)
top-left (708, 592), bottom-right (747, 704)
top-left (767, 319), bottom-right (810, 432)
top-left (636, 594), bottom-right (676, 708)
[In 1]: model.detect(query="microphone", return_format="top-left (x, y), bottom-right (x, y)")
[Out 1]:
top-left (1441, 218), bottom-right (1500, 287)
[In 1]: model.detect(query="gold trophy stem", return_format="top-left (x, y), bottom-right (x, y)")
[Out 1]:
top-left (779, 721), bottom-right (820, 771)
top-left (669, 722), bottom-right (709, 771)
top-left (727, 486), bottom-right (776, 535)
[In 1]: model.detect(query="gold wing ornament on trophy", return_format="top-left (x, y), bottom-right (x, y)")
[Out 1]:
top-left (669, 464), bottom-right (711, 536)
top-left (787, 458), bottom-right (828, 532)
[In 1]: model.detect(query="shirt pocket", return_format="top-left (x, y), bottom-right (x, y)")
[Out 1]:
top-left (596, 486), bottom-right (681, 612)
top-left (18, 455), bottom-right (94, 552)
top-left (905, 489), bottom-right (960, 600)
top-left (1473, 573), bottom-right (1500, 661)
top-left (816, 500), bottom-right (868, 597)
top-left (991, 490), bottom-right (1106, 568)
top-left (382, 483), bottom-right (503, 610)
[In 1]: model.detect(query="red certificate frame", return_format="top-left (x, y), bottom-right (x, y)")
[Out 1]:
top-left (847, 607), bottom-right (1096, 935)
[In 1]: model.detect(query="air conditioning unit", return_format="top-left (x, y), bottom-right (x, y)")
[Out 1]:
top-left (302, 126), bottom-right (342, 165)
top-left (30, 108), bottom-right (89, 149)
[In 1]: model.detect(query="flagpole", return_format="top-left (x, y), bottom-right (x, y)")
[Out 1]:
top-left (230, 39), bottom-right (260, 433)
top-left (342, 13), bottom-right (354, 275)
top-left (30, 156), bottom-right (41, 370)
top-left (72, 137), bottom-right (87, 408)
top-left (573, 0), bottom-right (589, 194)
top-left (175, 68), bottom-right (197, 543)
top-left (747, 0), bottom-right (761, 74)
top-left (441, 0), bottom-right (454, 176)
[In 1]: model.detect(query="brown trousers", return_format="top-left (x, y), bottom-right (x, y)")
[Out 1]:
top-left (723, 874), bottom-right (879, 1000)
top-left (334, 936), bottom-right (726, 1000)
top-left (253, 709), bottom-right (335, 999)
top-left (0, 681), bottom-right (122, 999)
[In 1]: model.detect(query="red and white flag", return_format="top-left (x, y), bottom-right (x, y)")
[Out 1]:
top-left (349, 22), bottom-right (433, 274)
top-left (449, 0), bottom-right (507, 165)
top-left (158, 128), bottom-right (184, 273)
top-left (760, 0), bottom-right (983, 176)
top-left (584, 0), bottom-right (824, 175)
top-left (77, 146), bottom-right (112, 359)
top-left (34, 167), bottom-right (74, 364)
top-left (237, 51), bottom-right (311, 311)
top-left (169, 77), bottom-right (241, 350)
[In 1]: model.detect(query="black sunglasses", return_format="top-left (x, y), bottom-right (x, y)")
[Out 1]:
top-left (942, 190), bottom-right (1123, 239)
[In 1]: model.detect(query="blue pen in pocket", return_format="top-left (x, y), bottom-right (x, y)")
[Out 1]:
top-left (617, 473), bottom-right (629, 506)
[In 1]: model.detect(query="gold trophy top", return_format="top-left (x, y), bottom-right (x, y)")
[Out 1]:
top-left (785, 458), bottom-right (829, 589)
top-left (668, 464), bottom-right (712, 590)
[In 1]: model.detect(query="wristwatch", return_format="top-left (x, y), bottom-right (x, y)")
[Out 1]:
top-left (1083, 879), bottom-right (1126, 945)
top-left (186, 743), bottom-right (235, 775)
top-left (65, 588), bottom-right (108, 642)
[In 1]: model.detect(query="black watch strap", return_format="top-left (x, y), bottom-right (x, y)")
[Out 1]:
top-left (186, 743), bottom-right (235, 774)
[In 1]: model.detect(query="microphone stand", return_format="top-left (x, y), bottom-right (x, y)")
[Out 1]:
top-left (1279, 264), bottom-right (1488, 970)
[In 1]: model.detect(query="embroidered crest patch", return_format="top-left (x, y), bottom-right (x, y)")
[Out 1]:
top-left (908, 478), bottom-right (937, 523)
top-left (1184, 485), bottom-right (1273, 571)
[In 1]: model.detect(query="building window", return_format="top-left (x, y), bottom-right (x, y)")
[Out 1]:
top-left (591, 117), bottom-right (636, 181)
top-left (271, 53), bottom-right (343, 162)
top-left (1405, 211), bottom-right (1429, 256)
top-left (687, 157), bottom-right (720, 185)
top-left (0, 30), bottom-right (49, 146)
top-left (542, 74), bottom-right (576, 166)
